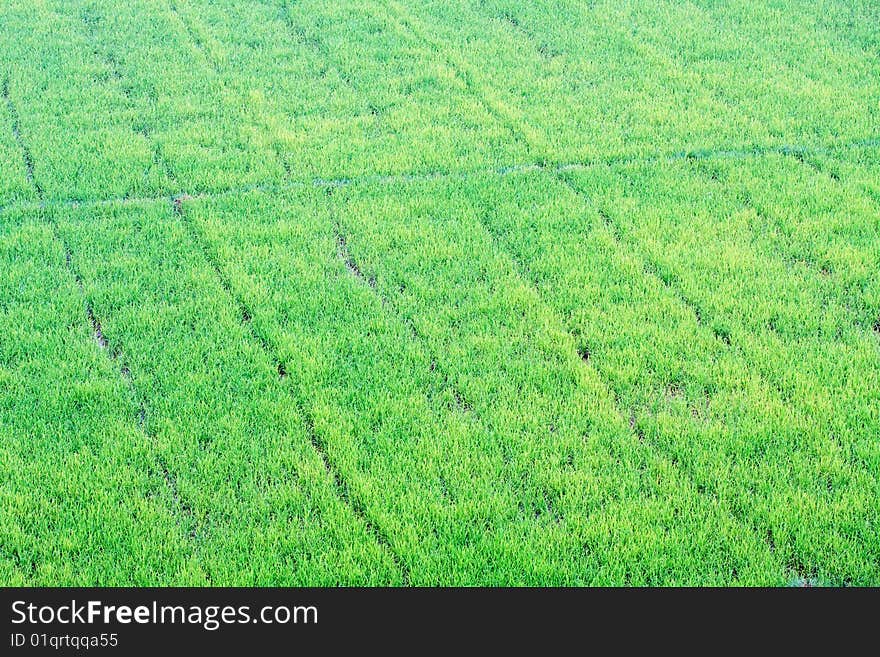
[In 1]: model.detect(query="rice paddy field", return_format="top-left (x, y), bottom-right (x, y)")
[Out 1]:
top-left (1, 0), bottom-right (878, 586)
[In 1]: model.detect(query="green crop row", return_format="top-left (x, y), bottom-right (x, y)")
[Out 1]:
top-left (391, 0), bottom-right (880, 162)
top-left (179, 187), bottom-right (785, 584)
top-left (46, 202), bottom-right (398, 584)
top-left (0, 212), bottom-right (188, 584)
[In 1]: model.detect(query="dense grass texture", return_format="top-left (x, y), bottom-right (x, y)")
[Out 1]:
top-left (1, 0), bottom-right (878, 585)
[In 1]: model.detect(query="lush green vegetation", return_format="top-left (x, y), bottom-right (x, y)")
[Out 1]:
top-left (1, 0), bottom-right (877, 585)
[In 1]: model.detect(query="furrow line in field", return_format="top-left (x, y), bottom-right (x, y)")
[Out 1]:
top-left (334, 226), bottom-right (376, 288)
top-left (379, 0), bottom-right (879, 430)
top-left (171, 195), bottom-right (271, 354)
top-left (3, 137), bottom-right (878, 217)
top-left (75, 5), bottom-right (179, 187)
top-left (55, 2), bottom-right (182, 197)
top-left (2, 77), bottom-right (41, 196)
top-left (173, 196), bottom-right (410, 584)
top-left (560, 170), bottom-right (781, 399)
top-left (82, 275), bottom-right (203, 548)
top-left (783, 149), bottom-right (841, 180)
top-left (76, 267), bottom-right (200, 543)
top-left (74, 244), bottom-right (202, 548)
top-left (495, 10), bottom-right (558, 61)
top-left (3, 80), bottom-right (201, 551)
top-left (481, 1), bottom-right (762, 156)
top-left (333, 221), bottom-right (474, 415)
top-left (735, 188), bottom-right (831, 276)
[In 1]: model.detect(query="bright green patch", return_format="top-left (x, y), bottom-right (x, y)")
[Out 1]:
top-left (1, 0), bottom-right (877, 585)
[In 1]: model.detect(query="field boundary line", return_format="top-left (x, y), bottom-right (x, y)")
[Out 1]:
top-left (565, 164), bottom-right (880, 448)
top-left (2, 136), bottom-right (878, 218)
top-left (173, 196), bottom-right (410, 585)
top-left (695, 157), bottom-right (880, 342)
top-left (164, 0), bottom-right (294, 178)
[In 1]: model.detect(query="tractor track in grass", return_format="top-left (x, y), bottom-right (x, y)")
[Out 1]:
top-left (168, 0), bottom-right (366, 179)
top-left (2, 76), bottom-right (202, 554)
top-left (560, 167), bottom-right (880, 502)
top-left (2, 136), bottom-right (878, 219)
top-left (564, 169), bottom-right (878, 475)
top-left (496, 10), bottom-right (561, 60)
top-left (576, 157), bottom-right (880, 475)
top-left (590, 203), bottom-right (712, 331)
top-left (483, 2), bottom-right (759, 155)
top-left (335, 227), bottom-right (376, 288)
top-left (166, 1), bottom-right (211, 59)
top-left (173, 196), bottom-right (411, 585)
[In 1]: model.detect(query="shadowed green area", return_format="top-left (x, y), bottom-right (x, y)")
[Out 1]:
top-left (0, 101), bottom-right (34, 205)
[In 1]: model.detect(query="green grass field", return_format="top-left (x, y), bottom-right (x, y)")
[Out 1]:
top-left (1, 0), bottom-right (878, 585)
